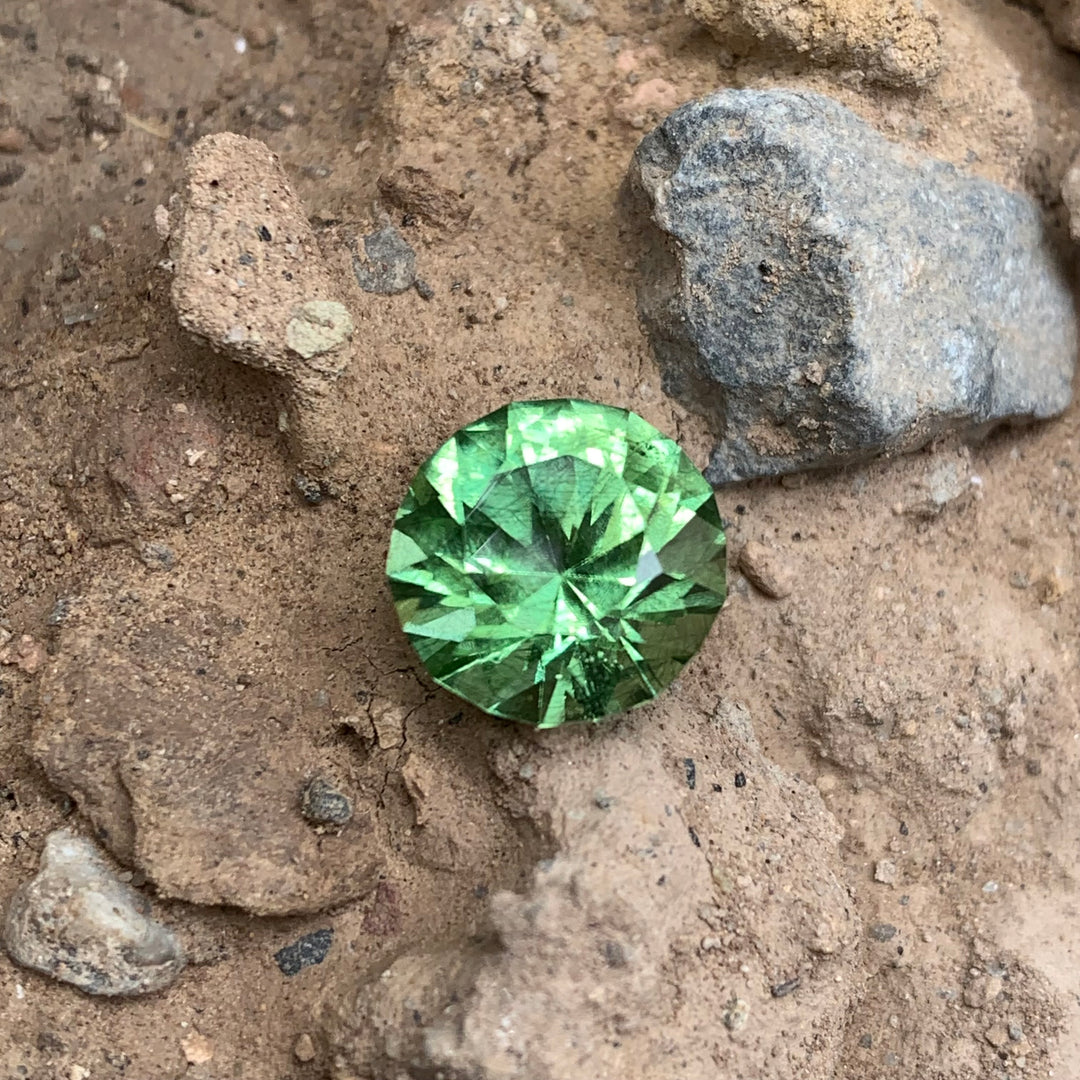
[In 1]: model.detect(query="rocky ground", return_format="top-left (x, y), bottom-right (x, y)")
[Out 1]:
top-left (3, 0), bottom-right (1080, 1077)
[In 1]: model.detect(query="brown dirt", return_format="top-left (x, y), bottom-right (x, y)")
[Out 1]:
top-left (3, 0), bottom-right (1080, 1076)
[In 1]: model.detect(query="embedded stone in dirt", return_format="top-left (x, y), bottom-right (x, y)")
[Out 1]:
top-left (628, 90), bottom-right (1076, 485)
top-left (161, 132), bottom-right (356, 470)
top-left (738, 541), bottom-right (793, 599)
top-left (301, 777), bottom-right (353, 826)
top-left (2, 829), bottom-right (185, 996)
top-left (275, 928), bottom-right (334, 976)
top-left (351, 225), bottom-right (416, 295)
top-left (685, 0), bottom-right (943, 87)
top-left (377, 166), bottom-right (473, 233)
top-left (164, 132), bottom-right (353, 380)
top-left (61, 397), bottom-right (224, 545)
top-left (33, 585), bottom-right (384, 916)
top-left (328, 707), bottom-right (860, 1078)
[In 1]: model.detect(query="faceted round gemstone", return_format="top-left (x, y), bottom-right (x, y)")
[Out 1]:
top-left (386, 399), bottom-right (727, 728)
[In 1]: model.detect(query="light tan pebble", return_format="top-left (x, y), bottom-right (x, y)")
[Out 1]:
top-left (963, 974), bottom-right (1003, 1009)
top-left (0, 634), bottom-right (46, 674)
top-left (874, 859), bottom-right (898, 885)
top-left (723, 997), bottom-right (750, 1032)
top-left (738, 541), bottom-right (794, 599)
top-left (294, 1032), bottom-right (316, 1062)
top-left (181, 1032), bottom-right (214, 1065)
top-left (0, 126), bottom-right (27, 153)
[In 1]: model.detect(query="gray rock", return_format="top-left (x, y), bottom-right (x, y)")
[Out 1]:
top-left (139, 541), bottom-right (177, 570)
top-left (352, 226), bottom-right (416, 295)
top-left (869, 922), bottom-right (898, 942)
top-left (274, 928), bottom-right (333, 976)
top-left (301, 777), bottom-right (353, 825)
top-left (628, 90), bottom-right (1077, 485)
top-left (2, 829), bottom-right (185, 995)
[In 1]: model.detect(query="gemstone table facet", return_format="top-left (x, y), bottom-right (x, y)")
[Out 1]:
top-left (386, 399), bottom-right (727, 728)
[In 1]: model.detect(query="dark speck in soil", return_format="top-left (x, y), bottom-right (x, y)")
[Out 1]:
top-left (274, 928), bottom-right (334, 976)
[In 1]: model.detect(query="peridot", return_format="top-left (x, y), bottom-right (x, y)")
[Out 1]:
top-left (387, 399), bottom-right (726, 727)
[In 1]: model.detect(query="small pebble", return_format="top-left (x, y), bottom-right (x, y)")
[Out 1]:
top-left (139, 542), bottom-right (177, 570)
top-left (293, 474), bottom-right (324, 505)
top-left (2, 829), bottom-right (185, 995)
top-left (869, 923), bottom-right (898, 942)
top-left (738, 541), bottom-right (794, 599)
top-left (874, 860), bottom-right (898, 885)
top-left (771, 977), bottom-right (801, 998)
top-left (285, 300), bottom-right (353, 360)
top-left (353, 226), bottom-right (417, 295)
top-left (275, 928), bottom-right (334, 976)
top-left (301, 777), bottom-right (353, 826)
top-left (181, 1031), bottom-right (214, 1065)
top-left (0, 127), bottom-right (26, 153)
top-left (963, 973), bottom-right (1003, 1009)
top-left (293, 1032), bottom-right (317, 1062)
top-left (722, 997), bottom-right (749, 1031)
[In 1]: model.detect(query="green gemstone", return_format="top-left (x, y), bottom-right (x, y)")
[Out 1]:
top-left (386, 399), bottom-right (727, 728)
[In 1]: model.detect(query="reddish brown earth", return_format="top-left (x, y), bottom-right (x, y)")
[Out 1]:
top-left (2, 0), bottom-right (1080, 1077)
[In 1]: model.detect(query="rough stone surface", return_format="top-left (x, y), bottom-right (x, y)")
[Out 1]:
top-left (326, 703), bottom-right (861, 1078)
top-left (301, 777), bottom-right (354, 826)
top-left (1061, 151), bottom-right (1080, 241)
top-left (275, 928), bottom-right (334, 976)
top-left (161, 133), bottom-right (355, 468)
top-left (685, 0), bottom-right (943, 87)
top-left (628, 89), bottom-right (1076, 485)
top-left (165, 133), bottom-right (353, 379)
top-left (285, 300), bottom-right (354, 360)
top-left (33, 581), bottom-right (383, 916)
top-left (1027, 0), bottom-right (1080, 52)
top-left (377, 166), bottom-right (474, 233)
top-left (352, 225), bottom-right (417, 295)
top-left (2, 829), bottom-right (185, 996)
top-left (738, 541), bottom-right (793, 599)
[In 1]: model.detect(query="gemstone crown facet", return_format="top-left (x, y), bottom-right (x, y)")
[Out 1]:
top-left (386, 399), bottom-right (727, 727)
